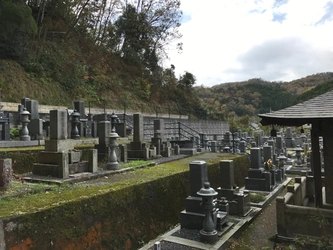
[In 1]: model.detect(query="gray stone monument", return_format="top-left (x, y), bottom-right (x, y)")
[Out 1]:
top-left (128, 114), bottom-right (147, 159)
top-left (263, 144), bottom-right (272, 163)
top-left (245, 147), bottom-right (272, 191)
top-left (95, 115), bottom-right (111, 161)
top-left (33, 110), bottom-right (97, 178)
top-left (217, 160), bottom-right (251, 216)
top-left (50, 110), bottom-right (68, 140)
top-left (180, 161), bottom-right (208, 229)
top-left (250, 147), bottom-right (262, 169)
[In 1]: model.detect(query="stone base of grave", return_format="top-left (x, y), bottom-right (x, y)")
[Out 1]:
top-left (179, 148), bottom-right (197, 156)
top-left (33, 163), bottom-right (68, 178)
top-left (69, 161), bottom-right (89, 174)
top-left (180, 210), bottom-right (228, 230)
top-left (0, 158), bottom-right (12, 189)
top-left (245, 169), bottom-right (272, 192)
top-left (33, 151), bottom-right (69, 178)
top-left (106, 162), bottom-right (120, 170)
top-left (180, 211), bottom-right (205, 230)
top-left (200, 229), bottom-right (218, 244)
top-left (33, 149), bottom-right (97, 179)
top-left (46, 139), bottom-right (98, 152)
top-left (128, 150), bottom-right (148, 159)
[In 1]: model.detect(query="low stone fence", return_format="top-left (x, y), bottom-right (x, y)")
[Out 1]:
top-left (276, 175), bottom-right (333, 238)
top-left (284, 176), bottom-right (308, 206)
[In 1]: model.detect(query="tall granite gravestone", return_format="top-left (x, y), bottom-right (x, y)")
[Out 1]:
top-left (74, 101), bottom-right (86, 120)
top-left (239, 140), bottom-right (246, 154)
top-left (275, 135), bottom-right (283, 155)
top-left (217, 160), bottom-right (250, 216)
top-left (128, 114), bottom-right (148, 159)
top-left (211, 141), bottom-right (218, 153)
top-left (50, 110), bottom-right (68, 140)
top-left (245, 147), bottom-right (272, 191)
top-left (285, 127), bottom-right (295, 148)
top-left (257, 130), bottom-right (263, 146)
top-left (26, 99), bottom-right (43, 140)
top-left (0, 97), bottom-right (10, 141)
top-left (151, 119), bottom-right (164, 157)
top-left (95, 114), bottom-right (111, 161)
top-left (180, 161), bottom-right (208, 229)
top-left (250, 147), bottom-right (262, 169)
top-left (263, 144), bottom-right (272, 163)
top-left (33, 110), bottom-right (97, 178)
top-left (180, 161), bottom-right (228, 230)
top-left (222, 132), bottom-right (232, 148)
top-left (153, 119), bottom-right (172, 157)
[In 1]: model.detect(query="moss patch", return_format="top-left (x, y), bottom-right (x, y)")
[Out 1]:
top-left (7, 150), bottom-right (41, 174)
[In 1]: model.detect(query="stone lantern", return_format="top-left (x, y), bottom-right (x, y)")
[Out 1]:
top-left (107, 113), bottom-right (119, 170)
top-left (71, 110), bottom-right (80, 139)
top-left (277, 153), bottom-right (288, 181)
top-left (277, 153), bottom-right (287, 168)
top-left (20, 108), bottom-right (30, 141)
top-left (197, 182), bottom-right (218, 244)
top-left (110, 112), bottom-right (120, 133)
top-left (294, 145), bottom-right (303, 167)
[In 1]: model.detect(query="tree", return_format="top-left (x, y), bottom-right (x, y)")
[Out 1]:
top-left (179, 71), bottom-right (196, 89)
top-left (0, 0), bottom-right (37, 60)
top-left (109, 0), bottom-right (182, 74)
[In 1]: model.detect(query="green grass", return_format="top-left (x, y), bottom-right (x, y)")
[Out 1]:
top-left (250, 192), bottom-right (267, 203)
top-left (120, 160), bottom-right (153, 169)
top-left (0, 153), bottom-right (243, 218)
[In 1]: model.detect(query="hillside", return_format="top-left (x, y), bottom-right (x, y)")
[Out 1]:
top-left (0, 1), bottom-right (332, 123)
top-left (0, 0), bottom-right (205, 119)
top-left (195, 72), bottom-right (333, 121)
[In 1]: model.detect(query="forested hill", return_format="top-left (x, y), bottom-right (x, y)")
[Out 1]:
top-left (0, 1), bottom-right (332, 122)
top-left (195, 72), bottom-right (333, 120)
top-left (0, 0), bottom-right (206, 118)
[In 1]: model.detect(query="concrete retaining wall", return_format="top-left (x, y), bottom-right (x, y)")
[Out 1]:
top-left (276, 176), bottom-right (333, 238)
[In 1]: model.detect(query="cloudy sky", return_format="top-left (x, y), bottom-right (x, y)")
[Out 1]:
top-left (165, 0), bottom-right (333, 87)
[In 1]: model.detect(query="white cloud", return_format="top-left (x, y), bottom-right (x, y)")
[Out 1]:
top-left (165, 0), bottom-right (333, 87)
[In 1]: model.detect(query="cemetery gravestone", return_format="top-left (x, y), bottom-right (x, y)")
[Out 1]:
top-left (33, 110), bottom-right (97, 178)
top-left (217, 160), bottom-right (250, 216)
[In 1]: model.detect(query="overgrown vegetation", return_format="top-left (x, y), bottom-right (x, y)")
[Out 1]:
top-left (120, 160), bottom-right (153, 170)
top-left (0, 0), bottom-right (207, 119)
top-left (250, 192), bottom-right (266, 203)
top-left (0, 153), bottom-right (245, 218)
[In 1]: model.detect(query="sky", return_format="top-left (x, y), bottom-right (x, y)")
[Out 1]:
top-left (165, 0), bottom-right (333, 87)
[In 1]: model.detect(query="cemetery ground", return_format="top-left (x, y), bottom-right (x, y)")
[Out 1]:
top-left (0, 149), bottom-right (305, 250)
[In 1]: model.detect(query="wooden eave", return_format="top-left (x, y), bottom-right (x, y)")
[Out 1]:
top-left (258, 90), bottom-right (333, 127)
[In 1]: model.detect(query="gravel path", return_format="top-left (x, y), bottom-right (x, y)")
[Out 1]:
top-left (227, 187), bottom-right (289, 250)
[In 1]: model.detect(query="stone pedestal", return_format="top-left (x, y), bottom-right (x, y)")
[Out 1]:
top-left (0, 159), bottom-right (12, 189)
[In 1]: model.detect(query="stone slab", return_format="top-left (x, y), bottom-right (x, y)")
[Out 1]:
top-left (68, 151), bottom-right (82, 163)
top-left (179, 148), bottom-right (197, 156)
top-left (69, 161), bottom-right (89, 174)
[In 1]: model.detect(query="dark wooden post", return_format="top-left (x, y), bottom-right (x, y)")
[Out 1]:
top-left (322, 120), bottom-right (333, 204)
top-left (311, 121), bottom-right (323, 207)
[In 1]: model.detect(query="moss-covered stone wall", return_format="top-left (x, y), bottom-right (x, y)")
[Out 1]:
top-left (0, 154), bottom-right (250, 250)
top-left (7, 151), bottom-right (40, 174)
